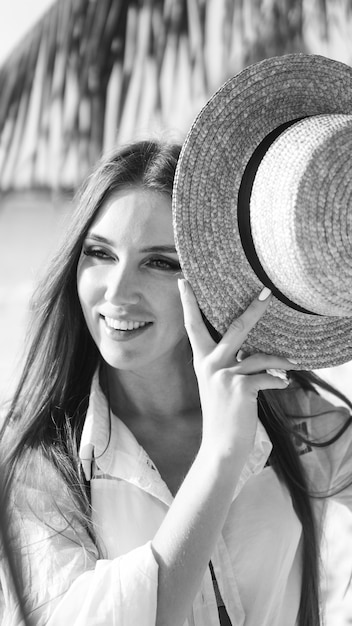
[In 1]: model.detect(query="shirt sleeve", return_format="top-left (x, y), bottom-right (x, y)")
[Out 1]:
top-left (4, 450), bottom-right (159, 626)
top-left (47, 545), bottom-right (158, 626)
top-left (281, 385), bottom-right (352, 510)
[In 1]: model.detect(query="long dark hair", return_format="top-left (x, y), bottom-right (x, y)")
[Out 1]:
top-left (2, 140), bottom-right (182, 539)
top-left (259, 373), bottom-right (352, 626)
top-left (2, 139), bottom-right (352, 626)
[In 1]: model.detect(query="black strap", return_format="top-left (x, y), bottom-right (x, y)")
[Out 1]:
top-left (217, 606), bottom-right (233, 626)
top-left (209, 562), bottom-right (232, 625)
top-left (237, 116), bottom-right (319, 316)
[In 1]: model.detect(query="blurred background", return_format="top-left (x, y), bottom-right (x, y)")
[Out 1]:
top-left (0, 0), bottom-right (351, 623)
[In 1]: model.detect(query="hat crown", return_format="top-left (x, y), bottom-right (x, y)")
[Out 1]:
top-left (250, 114), bottom-right (352, 316)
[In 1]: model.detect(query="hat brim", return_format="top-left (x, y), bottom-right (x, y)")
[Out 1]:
top-left (172, 54), bottom-right (352, 369)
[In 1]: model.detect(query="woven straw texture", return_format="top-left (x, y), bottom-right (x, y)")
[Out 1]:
top-left (172, 54), bottom-right (352, 368)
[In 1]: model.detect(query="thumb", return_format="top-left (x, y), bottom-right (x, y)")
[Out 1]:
top-left (178, 279), bottom-right (214, 359)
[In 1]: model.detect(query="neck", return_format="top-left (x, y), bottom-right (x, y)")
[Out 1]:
top-left (103, 344), bottom-right (200, 422)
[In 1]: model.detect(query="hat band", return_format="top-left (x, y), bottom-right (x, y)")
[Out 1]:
top-left (237, 117), bottom-right (319, 316)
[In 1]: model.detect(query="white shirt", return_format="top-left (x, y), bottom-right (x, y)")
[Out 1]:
top-left (2, 371), bottom-right (351, 625)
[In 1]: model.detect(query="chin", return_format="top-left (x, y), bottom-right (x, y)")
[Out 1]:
top-left (100, 348), bottom-right (146, 371)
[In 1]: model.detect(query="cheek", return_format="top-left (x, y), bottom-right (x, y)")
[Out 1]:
top-left (76, 267), bottom-right (88, 312)
top-left (76, 264), bottom-right (101, 316)
top-left (76, 269), bottom-right (105, 346)
top-left (163, 287), bottom-right (184, 328)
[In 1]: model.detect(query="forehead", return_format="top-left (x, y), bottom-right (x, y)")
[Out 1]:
top-left (91, 188), bottom-right (174, 245)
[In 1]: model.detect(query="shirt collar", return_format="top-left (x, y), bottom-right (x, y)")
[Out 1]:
top-left (79, 369), bottom-right (110, 481)
top-left (78, 369), bottom-right (173, 505)
top-left (79, 368), bottom-right (147, 480)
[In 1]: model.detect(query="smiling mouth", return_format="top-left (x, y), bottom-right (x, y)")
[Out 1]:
top-left (104, 316), bottom-right (152, 331)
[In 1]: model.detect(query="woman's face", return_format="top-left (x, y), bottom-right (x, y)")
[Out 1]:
top-left (77, 187), bottom-right (187, 373)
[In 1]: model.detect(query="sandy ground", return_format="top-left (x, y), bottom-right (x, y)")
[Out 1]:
top-left (0, 191), bottom-right (351, 623)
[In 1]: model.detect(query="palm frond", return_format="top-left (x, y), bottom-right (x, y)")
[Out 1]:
top-left (0, 0), bottom-right (352, 191)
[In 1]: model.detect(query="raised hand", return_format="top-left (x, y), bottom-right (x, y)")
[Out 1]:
top-left (178, 279), bottom-right (296, 463)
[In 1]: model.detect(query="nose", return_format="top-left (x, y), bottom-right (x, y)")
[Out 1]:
top-left (105, 262), bottom-right (141, 306)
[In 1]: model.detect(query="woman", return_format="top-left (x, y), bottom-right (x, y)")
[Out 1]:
top-left (0, 135), bottom-right (351, 626)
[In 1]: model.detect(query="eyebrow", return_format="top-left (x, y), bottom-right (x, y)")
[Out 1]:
top-left (85, 233), bottom-right (177, 254)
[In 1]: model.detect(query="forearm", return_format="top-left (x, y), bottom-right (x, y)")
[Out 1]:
top-left (152, 444), bottom-right (248, 626)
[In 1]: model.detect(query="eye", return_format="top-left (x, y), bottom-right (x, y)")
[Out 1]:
top-left (146, 256), bottom-right (181, 272)
top-left (82, 245), bottom-right (113, 260)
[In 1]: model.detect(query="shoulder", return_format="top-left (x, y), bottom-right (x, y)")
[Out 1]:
top-left (10, 446), bottom-right (87, 536)
top-left (11, 447), bottom-right (69, 519)
top-left (9, 445), bottom-right (98, 560)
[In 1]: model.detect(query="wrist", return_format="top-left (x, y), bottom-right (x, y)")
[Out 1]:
top-left (196, 440), bottom-right (249, 484)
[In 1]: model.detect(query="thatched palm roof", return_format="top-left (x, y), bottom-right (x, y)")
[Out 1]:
top-left (0, 0), bottom-right (351, 191)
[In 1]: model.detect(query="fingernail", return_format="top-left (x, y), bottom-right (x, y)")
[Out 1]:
top-left (178, 278), bottom-right (187, 294)
top-left (258, 287), bottom-right (271, 301)
top-left (236, 349), bottom-right (245, 362)
top-left (287, 358), bottom-right (299, 364)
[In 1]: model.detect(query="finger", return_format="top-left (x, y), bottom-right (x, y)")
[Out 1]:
top-left (216, 287), bottom-right (272, 363)
top-left (233, 353), bottom-right (300, 375)
top-left (242, 370), bottom-right (290, 394)
top-left (178, 279), bottom-right (214, 358)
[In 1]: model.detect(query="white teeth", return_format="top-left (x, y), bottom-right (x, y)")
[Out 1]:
top-left (105, 317), bottom-right (147, 331)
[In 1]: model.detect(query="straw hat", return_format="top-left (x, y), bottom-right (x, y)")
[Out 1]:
top-left (172, 54), bottom-right (352, 369)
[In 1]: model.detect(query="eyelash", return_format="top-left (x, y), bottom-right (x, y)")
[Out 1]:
top-left (146, 257), bottom-right (181, 272)
top-left (82, 247), bottom-right (181, 272)
top-left (83, 247), bottom-right (111, 260)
